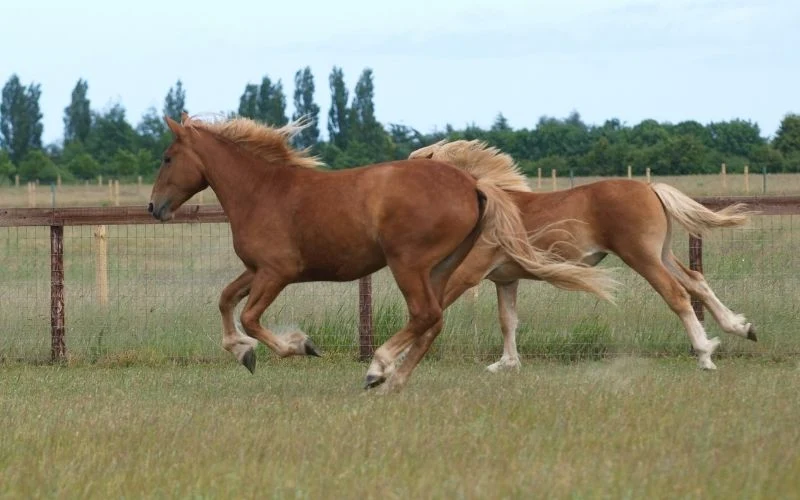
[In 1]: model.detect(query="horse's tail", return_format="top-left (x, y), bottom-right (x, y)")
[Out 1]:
top-left (477, 180), bottom-right (617, 303)
top-left (650, 183), bottom-right (753, 237)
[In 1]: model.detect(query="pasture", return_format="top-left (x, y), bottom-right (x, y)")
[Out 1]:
top-left (1, 174), bottom-right (799, 497)
top-left (2, 360), bottom-right (799, 498)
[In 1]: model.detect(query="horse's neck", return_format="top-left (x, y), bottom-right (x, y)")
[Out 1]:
top-left (194, 136), bottom-right (294, 220)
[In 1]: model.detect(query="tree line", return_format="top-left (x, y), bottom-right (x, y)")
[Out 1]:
top-left (2, 68), bottom-right (800, 185)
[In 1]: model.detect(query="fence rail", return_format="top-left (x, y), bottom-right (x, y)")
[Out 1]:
top-left (2, 196), bottom-right (799, 363)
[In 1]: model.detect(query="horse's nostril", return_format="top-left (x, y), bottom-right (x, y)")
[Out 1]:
top-left (147, 202), bottom-right (154, 213)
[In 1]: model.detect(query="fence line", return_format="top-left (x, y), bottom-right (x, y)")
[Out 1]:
top-left (1, 196), bottom-right (799, 363)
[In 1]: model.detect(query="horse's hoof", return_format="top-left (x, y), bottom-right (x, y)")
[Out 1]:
top-left (304, 339), bottom-right (322, 357)
top-left (747, 324), bottom-right (757, 342)
top-left (364, 374), bottom-right (386, 390)
top-left (242, 349), bottom-right (256, 374)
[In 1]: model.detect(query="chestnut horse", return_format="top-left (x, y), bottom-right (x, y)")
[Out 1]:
top-left (409, 140), bottom-right (755, 371)
top-left (148, 115), bottom-right (615, 391)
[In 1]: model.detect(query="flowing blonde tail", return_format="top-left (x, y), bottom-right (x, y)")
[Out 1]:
top-left (477, 180), bottom-right (618, 303)
top-left (650, 183), bottom-right (753, 237)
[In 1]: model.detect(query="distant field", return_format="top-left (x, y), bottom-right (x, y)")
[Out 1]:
top-left (2, 172), bottom-right (799, 208)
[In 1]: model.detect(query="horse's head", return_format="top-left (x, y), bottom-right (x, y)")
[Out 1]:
top-left (148, 113), bottom-right (209, 221)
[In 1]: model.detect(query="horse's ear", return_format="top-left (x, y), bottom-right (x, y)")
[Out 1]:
top-left (164, 116), bottom-right (186, 141)
top-left (180, 111), bottom-right (189, 124)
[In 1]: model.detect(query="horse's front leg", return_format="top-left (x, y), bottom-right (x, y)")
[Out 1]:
top-left (219, 269), bottom-right (259, 372)
top-left (238, 271), bottom-right (321, 370)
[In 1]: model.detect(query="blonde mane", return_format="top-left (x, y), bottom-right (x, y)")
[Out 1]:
top-left (409, 140), bottom-right (532, 192)
top-left (184, 115), bottom-right (322, 170)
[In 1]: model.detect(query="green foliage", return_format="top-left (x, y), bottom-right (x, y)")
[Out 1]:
top-left (327, 66), bottom-right (350, 150)
top-left (5, 65), bottom-right (796, 181)
top-left (86, 103), bottom-right (137, 167)
top-left (66, 152), bottom-right (101, 180)
top-left (163, 80), bottom-right (186, 122)
top-left (1, 74), bottom-right (43, 165)
top-left (292, 67), bottom-right (320, 149)
top-left (63, 79), bottom-right (91, 144)
top-left (773, 114), bottom-right (800, 157)
top-left (112, 149), bottom-right (140, 177)
top-left (0, 149), bottom-right (14, 184)
top-left (238, 76), bottom-right (287, 126)
top-left (17, 149), bottom-right (62, 182)
top-left (349, 68), bottom-right (391, 163)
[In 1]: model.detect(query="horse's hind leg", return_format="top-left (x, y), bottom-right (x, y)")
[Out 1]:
top-left (236, 271), bottom-right (321, 370)
top-left (219, 270), bottom-right (259, 372)
top-left (621, 250), bottom-right (721, 369)
top-left (365, 268), bottom-right (443, 391)
top-left (666, 253), bottom-right (756, 341)
top-left (487, 280), bottom-right (522, 373)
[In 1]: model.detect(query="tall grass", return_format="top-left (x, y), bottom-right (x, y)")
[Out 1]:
top-left (0, 213), bottom-right (798, 366)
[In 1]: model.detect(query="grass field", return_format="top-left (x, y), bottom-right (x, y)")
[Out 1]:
top-left (1, 174), bottom-right (799, 497)
top-left (1, 359), bottom-right (799, 498)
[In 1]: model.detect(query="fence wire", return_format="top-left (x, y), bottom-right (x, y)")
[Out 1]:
top-left (0, 214), bottom-right (797, 364)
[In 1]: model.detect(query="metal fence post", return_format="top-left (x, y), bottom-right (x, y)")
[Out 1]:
top-left (50, 224), bottom-right (66, 362)
top-left (358, 275), bottom-right (374, 361)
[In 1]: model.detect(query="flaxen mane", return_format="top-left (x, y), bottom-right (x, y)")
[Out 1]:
top-left (184, 115), bottom-right (322, 169)
top-left (409, 140), bottom-right (532, 192)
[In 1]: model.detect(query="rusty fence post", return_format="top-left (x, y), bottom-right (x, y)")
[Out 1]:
top-left (358, 275), bottom-right (374, 361)
top-left (50, 225), bottom-right (66, 362)
top-left (688, 235), bottom-right (704, 322)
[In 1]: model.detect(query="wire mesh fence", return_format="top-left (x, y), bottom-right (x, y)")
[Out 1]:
top-left (0, 202), bottom-right (798, 365)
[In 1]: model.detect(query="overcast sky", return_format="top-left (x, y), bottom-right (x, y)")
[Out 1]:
top-left (2, 0), bottom-right (798, 144)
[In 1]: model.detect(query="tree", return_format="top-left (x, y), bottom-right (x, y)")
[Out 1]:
top-left (66, 152), bottom-right (101, 180)
top-left (773, 114), bottom-right (800, 157)
top-left (163, 80), bottom-right (186, 122)
top-left (0, 74), bottom-right (43, 165)
top-left (64, 79), bottom-right (91, 144)
top-left (491, 113), bottom-right (511, 132)
top-left (238, 77), bottom-right (287, 125)
top-left (292, 67), bottom-right (320, 149)
top-left (86, 103), bottom-right (137, 167)
top-left (136, 106), bottom-right (169, 159)
top-left (707, 119), bottom-right (764, 158)
top-left (256, 77), bottom-right (288, 126)
top-left (350, 68), bottom-right (389, 162)
top-left (327, 67), bottom-right (350, 149)
top-left (238, 84), bottom-right (259, 119)
top-left (0, 149), bottom-right (14, 184)
top-left (17, 150), bottom-right (60, 182)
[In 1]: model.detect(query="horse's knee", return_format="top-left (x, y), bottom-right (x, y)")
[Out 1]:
top-left (239, 310), bottom-right (261, 333)
top-left (410, 306), bottom-right (442, 333)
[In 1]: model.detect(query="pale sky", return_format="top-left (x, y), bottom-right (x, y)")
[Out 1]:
top-left (2, 0), bottom-right (798, 144)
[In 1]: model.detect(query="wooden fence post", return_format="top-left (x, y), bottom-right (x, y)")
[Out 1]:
top-left (114, 180), bottom-right (120, 206)
top-left (627, 165), bottom-right (632, 179)
top-left (94, 225), bottom-right (109, 306)
top-left (721, 163), bottom-right (727, 193)
top-left (50, 225), bottom-right (66, 362)
top-left (537, 167), bottom-right (542, 189)
top-left (744, 165), bottom-right (749, 194)
top-left (689, 235), bottom-right (704, 322)
top-left (646, 168), bottom-right (651, 184)
top-left (358, 275), bottom-right (374, 361)
top-left (552, 169), bottom-right (557, 191)
top-left (15, 174), bottom-right (19, 187)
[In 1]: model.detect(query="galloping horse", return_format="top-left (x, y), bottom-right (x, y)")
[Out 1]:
top-left (148, 115), bottom-right (615, 391)
top-left (409, 140), bottom-right (754, 371)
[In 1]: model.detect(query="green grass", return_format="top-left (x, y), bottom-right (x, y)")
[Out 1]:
top-left (1, 213), bottom-right (799, 364)
top-left (1, 359), bottom-right (798, 498)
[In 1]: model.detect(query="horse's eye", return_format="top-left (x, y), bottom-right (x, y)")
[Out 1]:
top-left (164, 156), bottom-right (172, 164)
